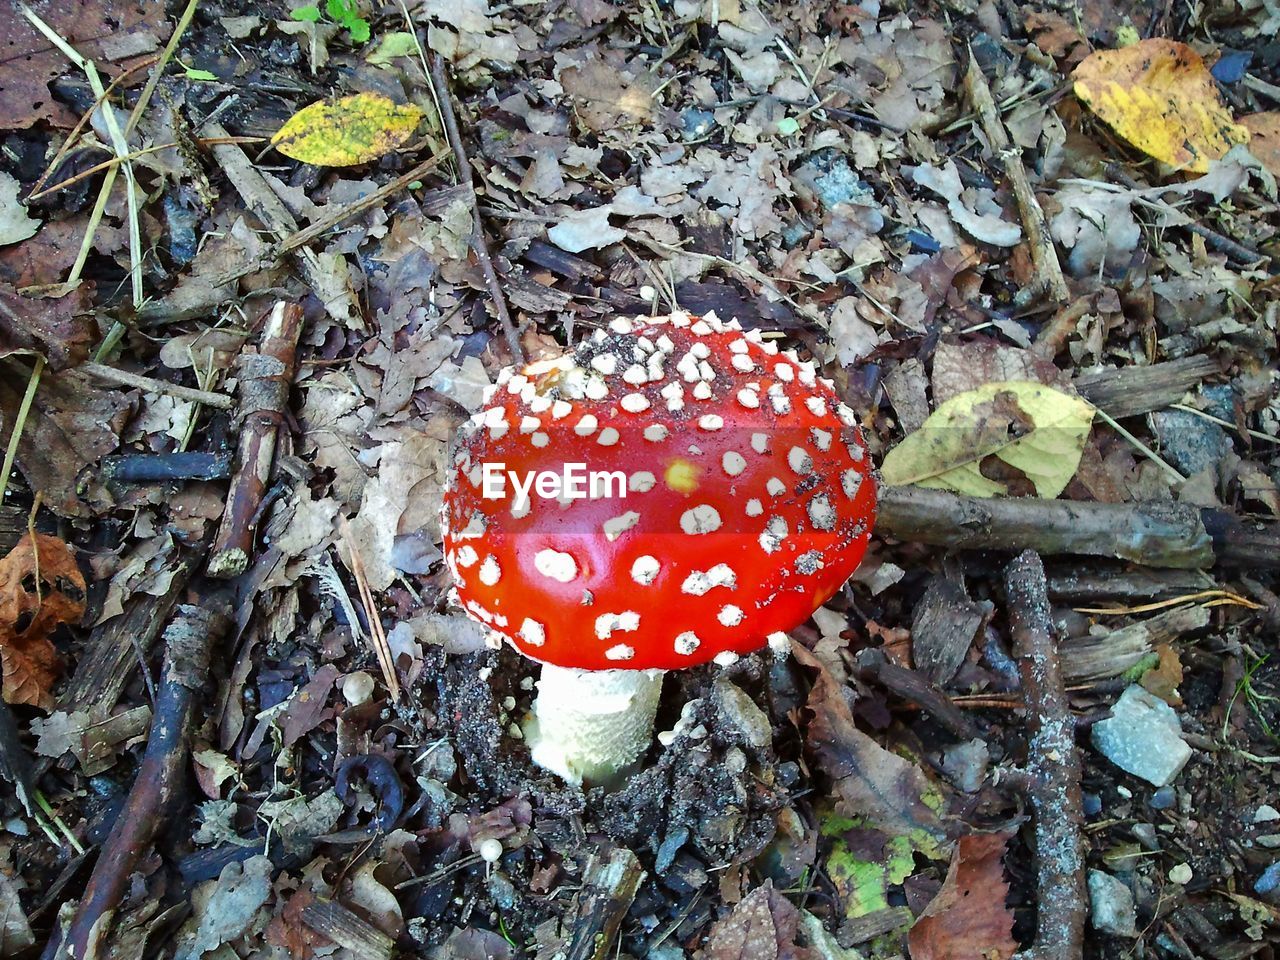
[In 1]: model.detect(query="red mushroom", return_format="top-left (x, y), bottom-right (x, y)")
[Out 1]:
top-left (441, 311), bottom-right (876, 785)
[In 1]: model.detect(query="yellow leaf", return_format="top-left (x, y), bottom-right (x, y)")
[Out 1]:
top-left (880, 381), bottom-right (1095, 498)
top-left (271, 94), bottom-right (424, 167)
top-left (1073, 39), bottom-right (1249, 173)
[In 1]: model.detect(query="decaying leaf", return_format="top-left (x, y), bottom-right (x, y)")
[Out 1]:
top-left (701, 881), bottom-right (818, 960)
top-left (793, 644), bottom-right (950, 848)
top-left (0, 172), bottom-right (38, 246)
top-left (0, 282), bottom-right (95, 370)
top-left (0, 533), bottom-right (84, 710)
top-left (880, 381), bottom-right (1096, 498)
top-left (559, 55), bottom-right (658, 132)
top-left (271, 94), bottom-right (424, 166)
top-left (1073, 39), bottom-right (1249, 173)
top-left (908, 832), bottom-right (1019, 960)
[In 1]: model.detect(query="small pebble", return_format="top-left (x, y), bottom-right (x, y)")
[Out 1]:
top-left (1169, 863), bottom-right (1193, 885)
top-left (1149, 786), bottom-right (1176, 810)
top-left (1256, 805), bottom-right (1280, 824)
top-left (1082, 792), bottom-right (1103, 817)
top-left (1255, 861), bottom-right (1280, 898)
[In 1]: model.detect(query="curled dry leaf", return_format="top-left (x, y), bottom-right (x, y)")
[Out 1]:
top-left (271, 94), bottom-right (425, 167)
top-left (908, 832), bottom-right (1019, 960)
top-left (880, 381), bottom-right (1096, 499)
top-left (1073, 39), bottom-right (1249, 173)
top-left (0, 533), bottom-right (84, 710)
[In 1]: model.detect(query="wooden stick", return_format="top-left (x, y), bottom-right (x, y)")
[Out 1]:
top-left (562, 847), bottom-right (645, 960)
top-left (208, 302), bottom-right (304, 579)
top-left (427, 52), bottom-right (525, 365)
top-left (964, 52), bottom-right (1070, 304)
top-left (854, 648), bottom-right (983, 742)
top-left (1003, 551), bottom-right (1085, 960)
top-left (79, 361), bottom-right (234, 410)
top-left (48, 603), bottom-right (229, 960)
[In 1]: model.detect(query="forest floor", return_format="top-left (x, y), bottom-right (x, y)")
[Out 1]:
top-left (3, 0), bottom-right (1280, 957)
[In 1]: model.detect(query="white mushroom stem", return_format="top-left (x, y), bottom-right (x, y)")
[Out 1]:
top-left (523, 664), bottom-right (664, 787)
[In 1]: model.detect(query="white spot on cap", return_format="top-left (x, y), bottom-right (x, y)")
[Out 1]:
top-left (805, 396), bottom-right (827, 417)
top-left (731, 354), bottom-right (755, 373)
top-left (797, 362), bottom-right (817, 387)
top-left (723, 451), bottom-right (746, 476)
top-left (511, 498), bottom-right (531, 519)
top-left (746, 499), bottom-right (763, 517)
top-left (811, 427), bottom-right (832, 451)
top-left (842, 469), bottom-right (864, 499)
top-left (489, 419), bottom-right (510, 440)
top-left (788, 447), bottom-right (814, 474)
top-left (690, 342), bottom-right (711, 359)
top-left (698, 414), bottom-right (724, 431)
top-left (691, 320), bottom-right (713, 336)
top-left (692, 382), bottom-right (713, 400)
top-left (737, 389), bottom-right (760, 409)
top-left (847, 442), bottom-right (865, 463)
top-left (623, 364), bottom-right (648, 385)
top-left (551, 400), bottom-right (572, 419)
top-left (807, 494), bottom-right (837, 531)
top-left (456, 545), bottom-right (479, 568)
top-left (506, 374), bottom-right (529, 394)
top-left (796, 550), bottom-right (825, 574)
top-left (531, 432), bottom-right (550, 447)
top-left (585, 378), bottom-right (608, 400)
top-left (656, 334), bottom-right (675, 353)
top-left (837, 403), bottom-right (857, 426)
top-left (674, 632), bottom-right (701, 655)
top-left (644, 424), bottom-right (669, 442)
top-left (775, 363), bottom-right (794, 382)
top-left (591, 353), bottom-right (618, 376)
top-left (605, 644), bottom-right (635, 660)
top-left (458, 513), bottom-right (487, 539)
top-left (519, 618), bottom-right (546, 646)
top-left (534, 549), bottom-right (578, 583)
top-left (766, 477), bottom-right (786, 497)
top-left (603, 511), bottom-right (640, 541)
top-left (767, 631), bottom-right (790, 655)
top-left (629, 471), bottom-right (656, 492)
top-left (575, 414), bottom-right (598, 436)
top-left (718, 605), bottom-right (744, 627)
top-left (660, 381), bottom-right (685, 411)
top-left (759, 516), bottom-right (788, 553)
top-left (631, 555), bottom-right (660, 585)
top-left (620, 393), bottom-right (650, 413)
top-left (520, 416), bottom-right (540, 434)
top-left (751, 433), bottom-right (769, 454)
top-left (598, 427), bottom-right (621, 446)
top-left (529, 395), bottom-right (552, 413)
top-left (478, 556), bottom-right (501, 585)
top-left (698, 360), bottom-right (716, 382)
top-left (681, 564), bottom-right (738, 595)
top-left (714, 650), bottom-right (739, 666)
top-left (595, 611), bottom-right (640, 639)
top-left (729, 339), bottom-right (749, 353)
top-left (610, 317), bottom-right (635, 334)
top-left (680, 504), bottom-right (722, 534)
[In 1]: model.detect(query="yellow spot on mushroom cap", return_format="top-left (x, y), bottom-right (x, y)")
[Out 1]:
top-left (664, 458), bottom-right (701, 494)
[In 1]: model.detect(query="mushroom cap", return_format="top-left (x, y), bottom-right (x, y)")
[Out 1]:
top-left (441, 312), bottom-right (877, 671)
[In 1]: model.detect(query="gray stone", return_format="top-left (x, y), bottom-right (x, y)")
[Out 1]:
top-left (1091, 685), bottom-right (1193, 787)
top-left (1089, 870), bottom-right (1138, 937)
top-left (1149, 409), bottom-right (1232, 476)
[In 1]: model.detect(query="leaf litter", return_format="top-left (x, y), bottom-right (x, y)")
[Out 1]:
top-left (1, 0), bottom-right (1280, 956)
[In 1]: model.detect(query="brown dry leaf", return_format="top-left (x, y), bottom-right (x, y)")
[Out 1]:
top-left (931, 338), bottom-right (1069, 406)
top-left (793, 643), bottom-right (950, 847)
top-left (0, 364), bottom-right (131, 517)
top-left (559, 55), bottom-right (658, 132)
top-left (0, 533), bottom-right (84, 710)
top-left (265, 889), bottom-right (330, 960)
top-left (0, 0), bottom-right (169, 130)
top-left (1140, 643), bottom-right (1184, 706)
top-left (1242, 113), bottom-right (1280, 180)
top-left (1073, 39), bottom-right (1249, 173)
top-left (700, 881), bottom-right (818, 960)
top-left (1024, 10), bottom-right (1087, 62)
top-left (0, 282), bottom-right (95, 370)
top-left (908, 832), bottom-right (1019, 960)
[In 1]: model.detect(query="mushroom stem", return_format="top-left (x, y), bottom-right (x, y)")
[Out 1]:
top-left (524, 664), bottom-right (664, 787)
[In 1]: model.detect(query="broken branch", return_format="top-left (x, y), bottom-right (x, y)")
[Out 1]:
top-left (208, 302), bottom-right (304, 579)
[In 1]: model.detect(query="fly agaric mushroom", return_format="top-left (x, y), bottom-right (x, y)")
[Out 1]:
top-left (440, 312), bottom-right (876, 786)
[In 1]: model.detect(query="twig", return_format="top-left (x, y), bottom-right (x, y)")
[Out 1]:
top-left (426, 52), bottom-right (525, 364)
top-left (339, 518), bottom-right (402, 702)
top-left (1094, 407), bottom-right (1186, 484)
top-left (80, 361), bottom-right (235, 410)
top-left (102, 452), bottom-right (233, 484)
top-left (46, 603), bottom-right (230, 960)
top-left (562, 847), bottom-right (645, 960)
top-left (964, 52), bottom-right (1070, 304)
top-left (208, 302), bottom-right (305, 578)
top-left (854, 648), bottom-right (983, 741)
top-left (0, 358), bottom-right (44, 504)
top-left (1002, 551), bottom-right (1085, 960)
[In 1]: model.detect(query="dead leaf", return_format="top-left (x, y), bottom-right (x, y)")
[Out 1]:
top-left (0, 533), bottom-right (84, 710)
top-left (931, 338), bottom-right (1069, 406)
top-left (793, 643), bottom-right (950, 847)
top-left (700, 881), bottom-right (818, 960)
top-left (31, 705), bottom-right (151, 775)
top-left (881, 381), bottom-right (1096, 498)
top-left (560, 55), bottom-right (658, 132)
top-left (1243, 113), bottom-right (1280, 179)
top-left (0, 872), bottom-right (34, 953)
top-left (271, 94), bottom-right (425, 167)
top-left (0, 172), bottom-right (38, 246)
top-left (0, 282), bottom-right (94, 370)
top-left (266, 889), bottom-right (330, 960)
top-left (1073, 40), bottom-right (1249, 173)
top-left (908, 832), bottom-right (1019, 960)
